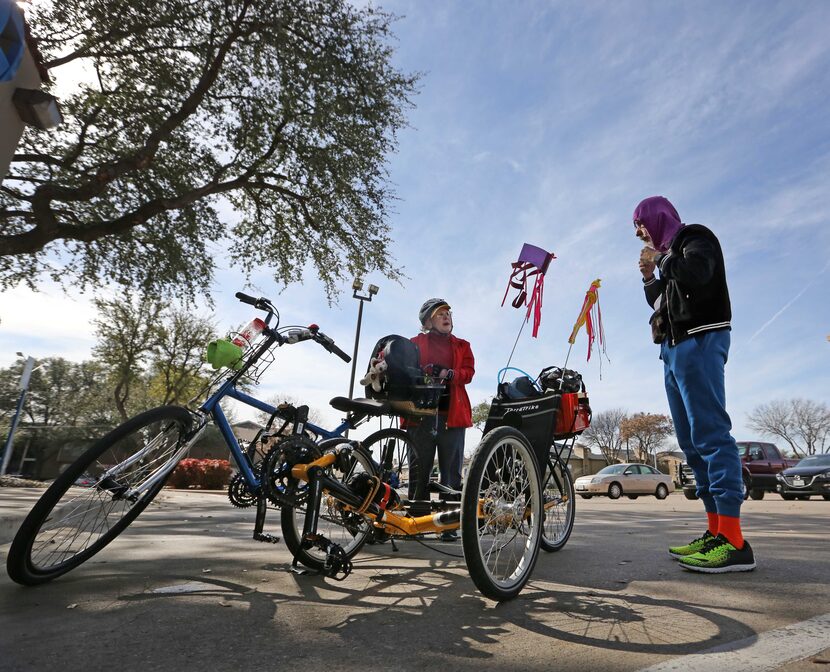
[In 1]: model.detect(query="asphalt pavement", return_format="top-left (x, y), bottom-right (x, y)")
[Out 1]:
top-left (1, 485), bottom-right (828, 672)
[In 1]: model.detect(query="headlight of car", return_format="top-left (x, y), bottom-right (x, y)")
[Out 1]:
top-left (776, 473), bottom-right (784, 481)
top-left (591, 477), bottom-right (603, 484)
top-left (820, 470), bottom-right (830, 479)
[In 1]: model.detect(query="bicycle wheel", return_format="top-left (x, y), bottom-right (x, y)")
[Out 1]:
top-left (6, 406), bottom-right (193, 586)
top-left (361, 428), bottom-right (418, 500)
top-left (280, 444), bottom-right (378, 571)
top-left (461, 426), bottom-right (543, 602)
top-left (540, 458), bottom-right (575, 552)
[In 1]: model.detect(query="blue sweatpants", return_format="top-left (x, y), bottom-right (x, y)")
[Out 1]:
top-left (661, 330), bottom-right (743, 518)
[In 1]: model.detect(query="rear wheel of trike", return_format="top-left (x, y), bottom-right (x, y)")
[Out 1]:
top-left (7, 406), bottom-right (193, 586)
top-left (540, 458), bottom-right (575, 553)
top-left (461, 427), bottom-right (543, 602)
top-left (280, 444), bottom-right (377, 571)
top-left (361, 427), bottom-right (418, 502)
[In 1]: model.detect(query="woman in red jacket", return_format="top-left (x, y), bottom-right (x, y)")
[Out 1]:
top-left (409, 298), bottom-right (475, 541)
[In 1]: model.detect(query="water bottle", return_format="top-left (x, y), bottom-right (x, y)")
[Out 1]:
top-left (232, 318), bottom-right (266, 348)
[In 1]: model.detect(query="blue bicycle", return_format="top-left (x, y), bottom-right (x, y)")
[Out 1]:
top-left (6, 292), bottom-right (416, 585)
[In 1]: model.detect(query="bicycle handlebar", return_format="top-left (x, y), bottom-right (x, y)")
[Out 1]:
top-left (235, 291), bottom-right (274, 312)
top-left (235, 292), bottom-right (350, 363)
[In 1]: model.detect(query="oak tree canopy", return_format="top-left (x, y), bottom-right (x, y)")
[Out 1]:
top-left (1, 0), bottom-right (418, 299)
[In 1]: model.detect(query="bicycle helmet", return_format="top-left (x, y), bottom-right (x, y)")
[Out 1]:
top-left (419, 298), bottom-right (451, 325)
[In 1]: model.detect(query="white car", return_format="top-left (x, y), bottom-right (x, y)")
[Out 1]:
top-left (573, 463), bottom-right (674, 500)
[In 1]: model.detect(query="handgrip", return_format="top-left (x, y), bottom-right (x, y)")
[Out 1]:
top-left (329, 343), bottom-right (351, 363)
top-left (235, 292), bottom-right (258, 306)
top-left (314, 330), bottom-right (351, 363)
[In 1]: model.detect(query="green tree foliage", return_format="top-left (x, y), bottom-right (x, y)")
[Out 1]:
top-left (471, 399), bottom-right (492, 432)
top-left (0, 357), bottom-right (117, 436)
top-left (148, 309), bottom-right (217, 405)
top-left (1, 0), bottom-right (418, 299)
top-left (92, 296), bottom-right (217, 418)
top-left (92, 297), bottom-right (162, 420)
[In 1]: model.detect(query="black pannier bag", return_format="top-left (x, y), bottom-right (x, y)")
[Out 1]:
top-left (483, 386), bottom-right (563, 469)
top-left (484, 369), bottom-right (592, 468)
top-left (364, 334), bottom-right (443, 414)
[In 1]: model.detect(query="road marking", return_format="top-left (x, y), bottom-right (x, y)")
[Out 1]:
top-left (637, 612), bottom-right (830, 672)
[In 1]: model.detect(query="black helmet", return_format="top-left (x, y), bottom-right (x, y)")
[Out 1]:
top-left (419, 298), bottom-right (451, 325)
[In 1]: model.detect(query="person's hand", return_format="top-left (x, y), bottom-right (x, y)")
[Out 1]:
top-left (639, 246), bottom-right (657, 279)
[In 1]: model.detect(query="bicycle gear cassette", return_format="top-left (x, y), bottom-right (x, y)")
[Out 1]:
top-left (260, 435), bottom-right (322, 507)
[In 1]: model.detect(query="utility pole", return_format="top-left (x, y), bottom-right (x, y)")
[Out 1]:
top-left (1, 356), bottom-right (36, 476)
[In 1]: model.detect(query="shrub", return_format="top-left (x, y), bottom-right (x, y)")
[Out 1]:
top-left (168, 458), bottom-right (232, 490)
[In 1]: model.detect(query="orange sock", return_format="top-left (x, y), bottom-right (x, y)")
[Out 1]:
top-left (706, 512), bottom-right (719, 536)
top-left (717, 515), bottom-right (744, 548)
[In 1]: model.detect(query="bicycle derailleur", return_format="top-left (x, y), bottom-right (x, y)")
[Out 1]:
top-left (298, 534), bottom-right (353, 581)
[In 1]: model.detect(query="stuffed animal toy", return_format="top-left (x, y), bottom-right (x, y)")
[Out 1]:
top-left (359, 356), bottom-right (388, 392)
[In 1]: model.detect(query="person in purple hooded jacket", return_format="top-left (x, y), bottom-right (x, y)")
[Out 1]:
top-left (635, 195), bottom-right (755, 573)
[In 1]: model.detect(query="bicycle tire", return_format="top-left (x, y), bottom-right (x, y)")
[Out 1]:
top-left (280, 444), bottom-right (377, 571)
top-left (6, 406), bottom-right (193, 586)
top-left (461, 426), bottom-right (543, 602)
top-left (540, 458), bottom-right (575, 552)
top-left (360, 428), bottom-right (418, 500)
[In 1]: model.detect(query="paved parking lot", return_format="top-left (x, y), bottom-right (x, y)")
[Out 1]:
top-left (1, 487), bottom-right (828, 671)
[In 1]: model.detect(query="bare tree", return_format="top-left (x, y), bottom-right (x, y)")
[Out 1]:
top-left (581, 408), bottom-right (628, 464)
top-left (620, 412), bottom-right (674, 464)
top-left (748, 399), bottom-right (830, 457)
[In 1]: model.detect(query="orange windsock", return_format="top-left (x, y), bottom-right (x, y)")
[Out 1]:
top-left (568, 279), bottom-right (605, 361)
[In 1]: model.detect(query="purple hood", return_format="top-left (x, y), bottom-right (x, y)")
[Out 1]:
top-left (633, 196), bottom-right (684, 252)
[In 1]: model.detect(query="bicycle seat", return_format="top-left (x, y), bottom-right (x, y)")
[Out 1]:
top-left (329, 396), bottom-right (394, 416)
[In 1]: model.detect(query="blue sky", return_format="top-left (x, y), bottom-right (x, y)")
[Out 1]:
top-left (1, 1), bottom-right (829, 454)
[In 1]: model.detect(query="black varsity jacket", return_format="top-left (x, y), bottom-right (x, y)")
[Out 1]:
top-left (643, 224), bottom-right (732, 346)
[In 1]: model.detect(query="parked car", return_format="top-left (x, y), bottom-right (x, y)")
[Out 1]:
top-left (775, 454), bottom-right (830, 501)
top-left (678, 441), bottom-right (798, 501)
top-left (573, 463), bottom-right (674, 500)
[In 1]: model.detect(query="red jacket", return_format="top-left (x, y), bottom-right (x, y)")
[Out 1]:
top-left (410, 332), bottom-right (475, 428)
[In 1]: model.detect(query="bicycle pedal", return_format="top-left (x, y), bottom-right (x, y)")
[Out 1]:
top-left (253, 532), bottom-right (281, 544)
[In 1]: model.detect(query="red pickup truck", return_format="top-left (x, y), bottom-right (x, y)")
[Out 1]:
top-left (678, 441), bottom-right (799, 501)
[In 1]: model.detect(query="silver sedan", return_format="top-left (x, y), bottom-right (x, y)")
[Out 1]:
top-left (573, 463), bottom-right (674, 500)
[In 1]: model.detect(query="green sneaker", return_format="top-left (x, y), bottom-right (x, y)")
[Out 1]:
top-left (668, 530), bottom-right (715, 560)
top-left (678, 534), bottom-right (756, 573)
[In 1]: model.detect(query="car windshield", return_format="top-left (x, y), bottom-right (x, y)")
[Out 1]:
top-left (596, 464), bottom-right (628, 475)
top-left (796, 455), bottom-right (830, 468)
